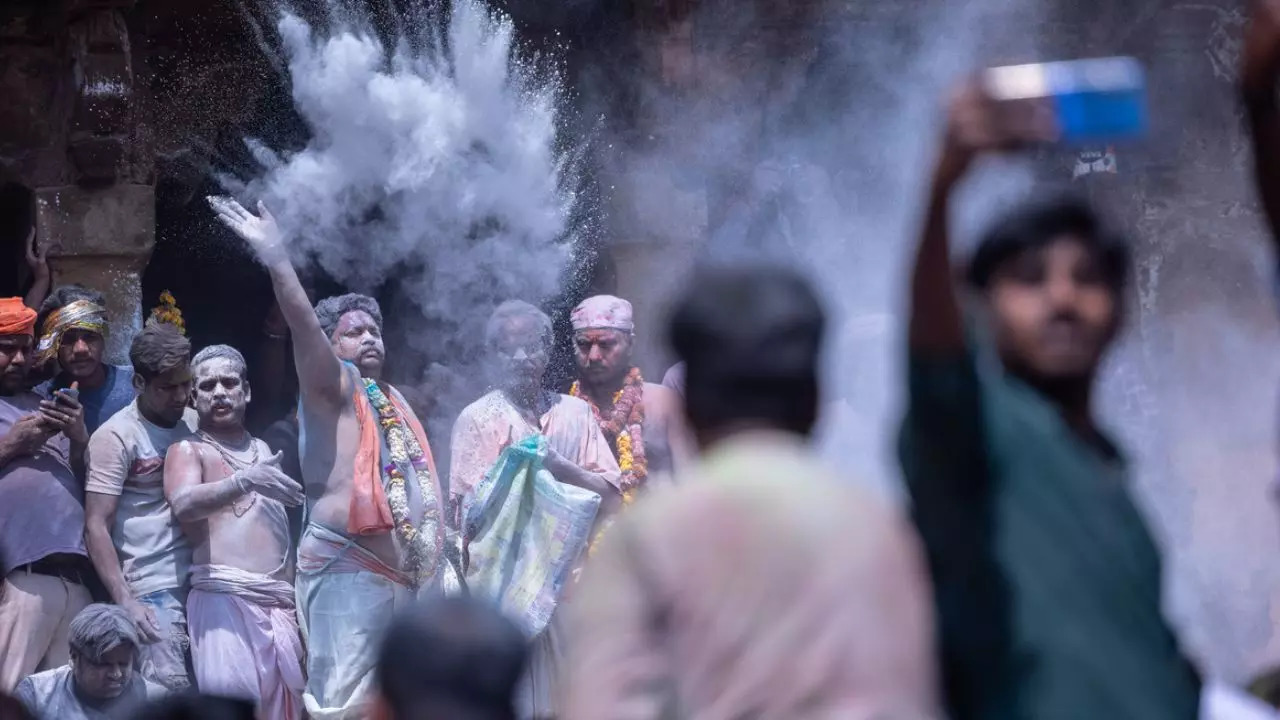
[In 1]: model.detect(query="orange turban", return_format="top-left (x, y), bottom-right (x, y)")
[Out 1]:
top-left (0, 297), bottom-right (36, 337)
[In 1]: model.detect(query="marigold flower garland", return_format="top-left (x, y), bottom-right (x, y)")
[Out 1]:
top-left (364, 378), bottom-right (439, 589)
top-left (571, 368), bottom-right (648, 557)
top-left (570, 366), bottom-right (647, 501)
top-left (147, 290), bottom-right (186, 334)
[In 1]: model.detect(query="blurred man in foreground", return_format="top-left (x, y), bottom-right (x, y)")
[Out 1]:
top-left (898, 80), bottom-right (1200, 719)
top-left (372, 597), bottom-right (528, 720)
top-left (564, 265), bottom-right (938, 720)
top-left (164, 345), bottom-right (305, 719)
top-left (13, 604), bottom-right (164, 720)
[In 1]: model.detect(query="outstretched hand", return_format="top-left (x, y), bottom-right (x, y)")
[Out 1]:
top-left (1244, 0), bottom-right (1280, 104)
top-left (936, 79), bottom-right (1058, 187)
top-left (208, 196), bottom-right (287, 265)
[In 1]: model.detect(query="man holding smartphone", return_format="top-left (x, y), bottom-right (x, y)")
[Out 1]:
top-left (0, 296), bottom-right (92, 693)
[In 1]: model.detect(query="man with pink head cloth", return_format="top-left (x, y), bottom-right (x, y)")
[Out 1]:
top-left (568, 295), bottom-right (691, 496)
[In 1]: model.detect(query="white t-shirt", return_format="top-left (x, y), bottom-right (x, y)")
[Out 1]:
top-left (86, 400), bottom-right (198, 598)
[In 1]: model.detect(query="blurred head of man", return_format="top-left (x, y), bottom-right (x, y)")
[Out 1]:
top-left (37, 285), bottom-right (109, 386)
top-left (485, 301), bottom-right (553, 401)
top-left (190, 345), bottom-right (250, 435)
top-left (68, 604), bottom-right (143, 702)
top-left (132, 694), bottom-right (256, 720)
top-left (0, 297), bottom-right (37, 396)
top-left (966, 196), bottom-right (1129, 394)
top-left (669, 264), bottom-right (825, 449)
top-left (373, 597), bottom-right (528, 720)
top-left (316, 293), bottom-right (385, 379)
top-left (130, 323), bottom-right (192, 428)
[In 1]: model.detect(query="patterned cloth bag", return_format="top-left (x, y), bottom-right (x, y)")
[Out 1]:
top-left (463, 434), bottom-right (601, 636)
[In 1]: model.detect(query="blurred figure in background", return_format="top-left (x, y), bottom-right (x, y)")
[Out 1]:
top-left (898, 80), bottom-right (1200, 719)
top-left (34, 286), bottom-right (135, 436)
top-left (371, 597), bottom-right (528, 720)
top-left (12, 604), bottom-right (164, 720)
top-left (564, 265), bottom-right (938, 720)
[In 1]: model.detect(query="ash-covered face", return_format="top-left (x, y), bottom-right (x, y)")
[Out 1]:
top-left (331, 310), bottom-right (385, 379)
top-left (574, 328), bottom-right (632, 387)
top-left (192, 357), bottom-right (250, 432)
top-left (491, 317), bottom-right (550, 396)
top-left (987, 235), bottom-right (1120, 384)
top-left (72, 644), bottom-right (135, 701)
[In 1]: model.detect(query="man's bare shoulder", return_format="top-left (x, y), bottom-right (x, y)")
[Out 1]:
top-left (641, 382), bottom-right (680, 412)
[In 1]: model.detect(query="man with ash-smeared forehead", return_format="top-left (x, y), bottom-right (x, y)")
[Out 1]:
top-left (163, 345), bottom-right (305, 720)
top-left (451, 300), bottom-right (621, 720)
top-left (210, 197), bottom-right (448, 720)
top-left (569, 295), bottom-right (691, 495)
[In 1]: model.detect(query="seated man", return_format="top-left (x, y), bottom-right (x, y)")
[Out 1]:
top-left (34, 286), bottom-right (135, 436)
top-left (164, 345), bottom-right (305, 719)
top-left (451, 300), bottom-right (620, 719)
top-left (13, 603), bottom-right (164, 720)
top-left (371, 597), bottom-right (528, 720)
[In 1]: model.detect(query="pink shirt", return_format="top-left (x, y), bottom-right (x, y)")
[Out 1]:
top-left (563, 431), bottom-right (940, 720)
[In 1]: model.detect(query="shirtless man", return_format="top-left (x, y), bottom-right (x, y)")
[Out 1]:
top-left (210, 197), bottom-right (447, 720)
top-left (164, 345), bottom-right (305, 719)
top-left (569, 295), bottom-right (691, 493)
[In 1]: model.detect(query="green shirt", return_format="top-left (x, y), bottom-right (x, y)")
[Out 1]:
top-left (898, 346), bottom-right (1200, 720)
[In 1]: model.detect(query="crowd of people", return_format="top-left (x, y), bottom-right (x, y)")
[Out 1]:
top-left (10, 2), bottom-right (1280, 720)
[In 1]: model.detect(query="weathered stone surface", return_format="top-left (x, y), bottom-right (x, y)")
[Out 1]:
top-left (35, 184), bottom-right (154, 362)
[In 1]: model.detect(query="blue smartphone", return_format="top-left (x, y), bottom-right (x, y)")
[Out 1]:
top-left (984, 57), bottom-right (1148, 144)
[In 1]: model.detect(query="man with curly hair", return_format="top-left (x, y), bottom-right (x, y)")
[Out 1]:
top-left (210, 198), bottom-right (447, 720)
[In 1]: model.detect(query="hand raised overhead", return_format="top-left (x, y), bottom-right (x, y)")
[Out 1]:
top-left (208, 196), bottom-right (287, 266)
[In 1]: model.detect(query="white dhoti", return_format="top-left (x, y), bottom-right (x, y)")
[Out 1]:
top-left (296, 523), bottom-right (420, 720)
top-left (516, 613), bottom-right (565, 720)
top-left (188, 564), bottom-right (305, 720)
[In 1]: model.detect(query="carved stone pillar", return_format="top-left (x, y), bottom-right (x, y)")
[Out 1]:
top-left (35, 185), bottom-right (154, 364)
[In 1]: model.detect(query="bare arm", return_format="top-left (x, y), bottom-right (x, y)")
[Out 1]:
top-left (164, 441), bottom-right (249, 523)
top-left (1243, 0), bottom-right (1280, 251)
top-left (546, 449), bottom-right (622, 516)
top-left (23, 229), bottom-right (50, 311)
top-left (84, 492), bottom-right (132, 605)
top-left (209, 197), bottom-right (348, 407)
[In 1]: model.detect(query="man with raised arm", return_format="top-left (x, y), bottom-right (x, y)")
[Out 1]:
top-left (897, 81), bottom-right (1199, 718)
top-left (164, 345), bottom-right (305, 720)
top-left (209, 197), bottom-right (447, 720)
